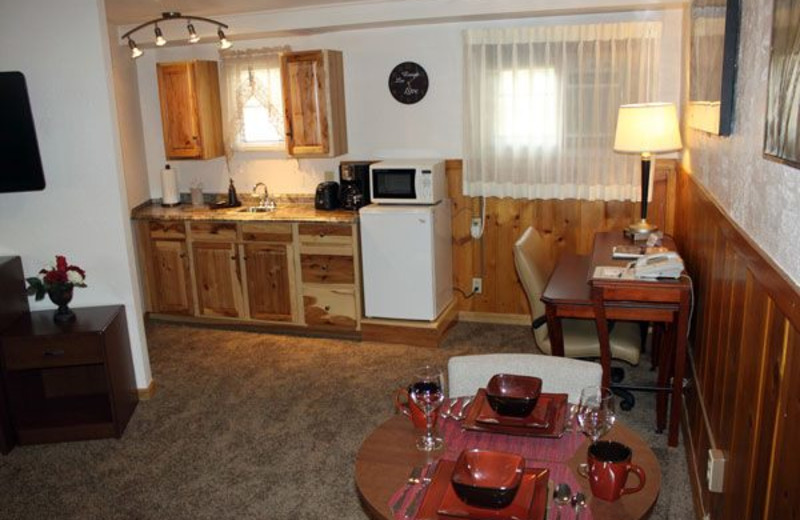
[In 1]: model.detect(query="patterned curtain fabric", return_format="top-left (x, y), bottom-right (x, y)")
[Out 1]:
top-left (220, 46), bottom-right (289, 155)
top-left (463, 22), bottom-right (662, 201)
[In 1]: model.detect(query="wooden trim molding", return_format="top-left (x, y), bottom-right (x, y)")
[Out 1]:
top-left (675, 168), bottom-right (800, 519)
top-left (137, 380), bottom-right (157, 400)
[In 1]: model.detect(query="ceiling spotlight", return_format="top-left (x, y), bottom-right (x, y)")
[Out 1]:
top-left (154, 25), bottom-right (167, 47)
top-left (128, 39), bottom-right (143, 59)
top-left (187, 22), bottom-right (200, 43)
top-left (217, 28), bottom-right (232, 50)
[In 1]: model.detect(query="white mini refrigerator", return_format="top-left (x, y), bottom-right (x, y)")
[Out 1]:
top-left (359, 201), bottom-right (453, 321)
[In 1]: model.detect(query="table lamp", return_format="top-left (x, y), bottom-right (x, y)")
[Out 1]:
top-left (614, 102), bottom-right (682, 239)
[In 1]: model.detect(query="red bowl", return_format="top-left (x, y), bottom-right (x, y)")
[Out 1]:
top-left (485, 374), bottom-right (542, 417)
top-left (451, 449), bottom-right (525, 509)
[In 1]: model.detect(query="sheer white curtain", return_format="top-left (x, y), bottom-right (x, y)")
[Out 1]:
top-left (463, 22), bottom-right (662, 200)
top-left (220, 47), bottom-right (289, 154)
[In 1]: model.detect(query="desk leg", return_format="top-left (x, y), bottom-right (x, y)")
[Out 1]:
top-left (545, 305), bottom-right (565, 358)
top-left (668, 291), bottom-right (691, 447)
top-left (655, 323), bottom-right (672, 433)
top-left (590, 287), bottom-right (613, 390)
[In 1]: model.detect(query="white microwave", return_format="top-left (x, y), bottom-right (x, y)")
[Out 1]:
top-left (369, 159), bottom-right (446, 204)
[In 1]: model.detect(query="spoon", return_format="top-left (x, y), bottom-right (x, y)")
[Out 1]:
top-left (553, 482), bottom-right (572, 520)
top-left (571, 491), bottom-right (586, 519)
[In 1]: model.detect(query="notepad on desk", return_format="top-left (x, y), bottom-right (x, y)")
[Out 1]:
top-left (592, 266), bottom-right (636, 280)
top-left (611, 245), bottom-right (669, 259)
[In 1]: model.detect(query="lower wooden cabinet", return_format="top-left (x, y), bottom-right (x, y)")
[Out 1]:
top-left (192, 240), bottom-right (243, 318)
top-left (243, 243), bottom-right (295, 322)
top-left (150, 239), bottom-right (193, 315)
top-left (136, 218), bottom-right (359, 332)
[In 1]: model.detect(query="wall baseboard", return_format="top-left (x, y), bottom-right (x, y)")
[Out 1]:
top-left (458, 311), bottom-right (530, 326)
top-left (137, 380), bottom-right (156, 400)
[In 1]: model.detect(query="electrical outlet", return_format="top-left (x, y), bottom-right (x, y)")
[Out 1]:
top-left (324, 170), bottom-right (335, 182)
top-left (470, 217), bottom-right (482, 239)
top-left (472, 278), bottom-right (483, 294)
top-left (707, 449), bottom-right (726, 493)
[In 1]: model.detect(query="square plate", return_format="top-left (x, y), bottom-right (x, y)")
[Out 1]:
top-left (415, 460), bottom-right (549, 520)
top-left (463, 390), bottom-right (568, 438)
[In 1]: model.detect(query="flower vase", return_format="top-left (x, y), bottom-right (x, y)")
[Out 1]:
top-left (48, 284), bottom-right (76, 323)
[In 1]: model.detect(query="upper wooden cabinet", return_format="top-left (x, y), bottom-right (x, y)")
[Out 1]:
top-left (156, 61), bottom-right (224, 160)
top-left (281, 50), bottom-right (348, 158)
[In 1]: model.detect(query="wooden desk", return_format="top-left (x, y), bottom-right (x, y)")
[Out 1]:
top-left (355, 415), bottom-right (661, 520)
top-left (541, 231), bottom-right (691, 447)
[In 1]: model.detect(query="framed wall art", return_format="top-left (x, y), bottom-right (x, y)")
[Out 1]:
top-left (687, 0), bottom-right (741, 136)
top-left (764, 0), bottom-right (800, 168)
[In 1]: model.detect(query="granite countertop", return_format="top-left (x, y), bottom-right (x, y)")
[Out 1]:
top-left (131, 200), bottom-right (360, 224)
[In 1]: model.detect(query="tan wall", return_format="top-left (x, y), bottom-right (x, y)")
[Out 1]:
top-left (446, 159), bottom-right (677, 319)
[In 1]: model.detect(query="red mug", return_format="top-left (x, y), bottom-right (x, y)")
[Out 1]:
top-left (587, 441), bottom-right (646, 501)
top-left (394, 387), bottom-right (438, 431)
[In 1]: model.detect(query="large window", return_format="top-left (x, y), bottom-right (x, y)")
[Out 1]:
top-left (220, 48), bottom-right (287, 152)
top-left (463, 22), bottom-right (662, 201)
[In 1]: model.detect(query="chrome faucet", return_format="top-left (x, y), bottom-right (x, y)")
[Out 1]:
top-left (252, 182), bottom-right (275, 209)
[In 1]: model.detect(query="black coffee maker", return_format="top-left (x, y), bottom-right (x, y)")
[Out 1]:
top-left (339, 161), bottom-right (372, 210)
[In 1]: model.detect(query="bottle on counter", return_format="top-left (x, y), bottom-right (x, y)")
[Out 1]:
top-left (227, 178), bottom-right (241, 207)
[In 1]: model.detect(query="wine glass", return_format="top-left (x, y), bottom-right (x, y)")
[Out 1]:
top-left (409, 365), bottom-right (446, 451)
top-left (576, 386), bottom-right (616, 444)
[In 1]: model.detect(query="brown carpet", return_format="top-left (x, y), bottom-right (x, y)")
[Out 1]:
top-left (0, 321), bottom-right (694, 519)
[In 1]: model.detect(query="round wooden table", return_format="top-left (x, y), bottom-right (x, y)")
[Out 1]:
top-left (355, 415), bottom-right (661, 520)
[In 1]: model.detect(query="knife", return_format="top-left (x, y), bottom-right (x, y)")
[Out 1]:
top-left (405, 460), bottom-right (438, 518)
top-left (390, 466), bottom-right (421, 515)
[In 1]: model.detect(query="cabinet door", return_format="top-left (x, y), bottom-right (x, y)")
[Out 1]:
top-left (150, 239), bottom-right (194, 315)
top-left (243, 243), bottom-right (295, 322)
top-left (282, 51), bottom-right (328, 156)
top-left (157, 63), bottom-right (202, 158)
top-left (303, 285), bottom-right (357, 330)
top-left (192, 241), bottom-right (243, 318)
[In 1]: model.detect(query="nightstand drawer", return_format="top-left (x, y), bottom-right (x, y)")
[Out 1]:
top-left (2, 335), bottom-right (103, 370)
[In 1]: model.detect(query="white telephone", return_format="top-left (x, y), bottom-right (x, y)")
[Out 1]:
top-left (634, 251), bottom-right (684, 279)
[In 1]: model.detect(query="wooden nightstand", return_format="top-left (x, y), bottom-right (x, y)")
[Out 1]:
top-left (0, 305), bottom-right (138, 449)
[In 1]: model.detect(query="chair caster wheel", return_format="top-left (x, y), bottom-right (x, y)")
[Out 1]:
top-left (620, 400), bottom-right (634, 411)
top-left (610, 366), bottom-right (625, 384)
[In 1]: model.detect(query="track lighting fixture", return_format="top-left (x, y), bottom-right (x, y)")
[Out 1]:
top-left (154, 25), bottom-right (167, 47)
top-left (120, 12), bottom-right (232, 58)
top-left (187, 22), bottom-right (200, 44)
top-left (128, 38), bottom-right (143, 59)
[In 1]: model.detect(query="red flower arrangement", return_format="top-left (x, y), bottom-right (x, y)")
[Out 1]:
top-left (26, 255), bottom-right (87, 300)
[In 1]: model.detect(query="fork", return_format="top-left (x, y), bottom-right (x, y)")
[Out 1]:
top-left (454, 397), bottom-right (473, 420)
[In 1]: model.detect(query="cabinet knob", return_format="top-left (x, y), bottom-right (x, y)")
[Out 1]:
top-left (230, 255), bottom-right (237, 260)
top-left (324, 305), bottom-right (331, 312)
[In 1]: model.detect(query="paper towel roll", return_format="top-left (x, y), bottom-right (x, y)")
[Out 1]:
top-left (161, 165), bottom-right (179, 206)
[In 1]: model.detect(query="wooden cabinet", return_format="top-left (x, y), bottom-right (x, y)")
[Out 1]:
top-left (0, 306), bottom-right (138, 449)
top-left (135, 217), bottom-right (360, 333)
top-left (298, 223), bottom-right (359, 331)
top-left (141, 221), bottom-right (194, 316)
top-left (156, 60), bottom-right (224, 160)
top-left (240, 223), bottom-right (296, 323)
top-left (189, 222), bottom-right (243, 318)
top-left (281, 50), bottom-right (348, 158)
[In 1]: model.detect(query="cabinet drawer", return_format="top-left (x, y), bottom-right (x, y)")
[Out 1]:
top-left (298, 224), bottom-right (352, 245)
top-left (241, 222), bottom-right (293, 243)
top-left (2, 335), bottom-right (104, 370)
top-left (189, 222), bottom-right (238, 241)
top-left (301, 254), bottom-right (354, 284)
top-left (303, 285), bottom-right (357, 330)
top-left (149, 220), bottom-right (186, 239)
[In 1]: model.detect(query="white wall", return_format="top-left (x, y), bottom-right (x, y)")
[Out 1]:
top-left (0, 0), bottom-right (151, 387)
top-left (682, 0), bottom-right (800, 286)
top-left (134, 9), bottom-right (684, 199)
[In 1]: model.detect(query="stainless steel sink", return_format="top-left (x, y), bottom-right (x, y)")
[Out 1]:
top-left (236, 206), bottom-right (275, 213)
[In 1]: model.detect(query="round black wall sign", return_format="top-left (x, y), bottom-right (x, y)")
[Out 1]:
top-left (388, 62), bottom-right (429, 104)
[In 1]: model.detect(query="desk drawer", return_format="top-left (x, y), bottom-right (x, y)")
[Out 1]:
top-left (2, 335), bottom-right (104, 370)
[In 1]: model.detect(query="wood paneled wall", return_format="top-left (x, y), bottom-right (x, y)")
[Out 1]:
top-left (674, 169), bottom-right (800, 520)
top-left (445, 159), bottom-right (677, 319)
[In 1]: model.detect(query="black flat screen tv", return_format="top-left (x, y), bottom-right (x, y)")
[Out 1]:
top-left (0, 71), bottom-right (45, 192)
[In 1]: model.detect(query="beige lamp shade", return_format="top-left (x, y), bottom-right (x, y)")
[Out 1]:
top-left (614, 103), bottom-right (682, 154)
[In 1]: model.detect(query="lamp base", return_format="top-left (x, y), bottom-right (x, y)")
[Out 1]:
top-left (625, 220), bottom-right (658, 242)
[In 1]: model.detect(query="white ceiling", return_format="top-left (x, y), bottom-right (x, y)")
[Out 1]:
top-left (104, 0), bottom-right (368, 25)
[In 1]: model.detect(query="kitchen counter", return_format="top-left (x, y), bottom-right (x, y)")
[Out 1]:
top-left (131, 201), bottom-right (359, 224)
